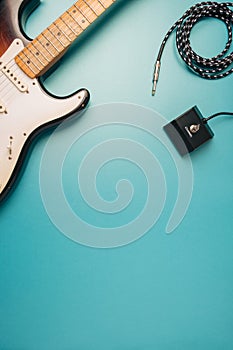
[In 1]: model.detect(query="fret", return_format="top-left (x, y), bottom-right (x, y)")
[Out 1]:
top-left (46, 24), bottom-right (66, 52)
top-left (25, 51), bottom-right (42, 71)
top-left (16, 52), bottom-right (39, 77)
top-left (84, 0), bottom-right (99, 17)
top-left (18, 49), bottom-right (42, 72)
top-left (15, 0), bottom-right (116, 78)
top-left (63, 11), bottom-right (83, 36)
top-left (27, 44), bottom-right (47, 68)
top-left (35, 38), bottom-right (55, 59)
top-left (49, 22), bottom-right (71, 48)
top-left (39, 33), bottom-right (59, 55)
top-left (57, 17), bottom-right (77, 41)
top-left (98, 0), bottom-right (107, 9)
top-left (45, 28), bottom-right (66, 51)
top-left (77, 0), bottom-right (97, 23)
top-left (83, 0), bottom-right (98, 18)
top-left (30, 42), bottom-right (50, 66)
top-left (99, 0), bottom-right (114, 8)
top-left (89, 0), bottom-right (105, 15)
top-left (69, 5), bottom-right (90, 30)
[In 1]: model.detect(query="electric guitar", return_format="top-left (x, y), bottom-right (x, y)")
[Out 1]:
top-left (0, 0), bottom-right (115, 202)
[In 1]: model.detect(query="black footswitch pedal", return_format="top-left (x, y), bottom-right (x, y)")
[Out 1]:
top-left (164, 106), bottom-right (214, 156)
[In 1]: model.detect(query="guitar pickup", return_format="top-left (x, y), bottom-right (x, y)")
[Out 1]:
top-left (0, 60), bottom-right (28, 93)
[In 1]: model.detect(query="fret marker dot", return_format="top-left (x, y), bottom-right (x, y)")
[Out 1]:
top-left (82, 19), bottom-right (85, 23)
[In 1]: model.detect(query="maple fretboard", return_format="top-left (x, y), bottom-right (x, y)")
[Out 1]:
top-left (15, 0), bottom-right (115, 78)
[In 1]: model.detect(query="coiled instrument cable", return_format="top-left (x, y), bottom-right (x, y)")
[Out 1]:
top-left (152, 2), bottom-right (233, 95)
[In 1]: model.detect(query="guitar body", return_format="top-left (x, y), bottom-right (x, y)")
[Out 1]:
top-left (0, 0), bottom-right (90, 202)
top-left (0, 0), bottom-right (32, 56)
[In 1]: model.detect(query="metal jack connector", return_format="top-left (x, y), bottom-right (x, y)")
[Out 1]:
top-left (152, 61), bottom-right (161, 96)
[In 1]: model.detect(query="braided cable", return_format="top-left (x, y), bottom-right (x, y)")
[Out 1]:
top-left (152, 2), bottom-right (233, 95)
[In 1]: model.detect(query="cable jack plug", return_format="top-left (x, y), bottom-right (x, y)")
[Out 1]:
top-left (152, 61), bottom-right (161, 96)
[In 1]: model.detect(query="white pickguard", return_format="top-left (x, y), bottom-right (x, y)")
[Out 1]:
top-left (0, 39), bottom-right (89, 198)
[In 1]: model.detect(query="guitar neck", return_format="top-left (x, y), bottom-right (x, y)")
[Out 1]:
top-left (15, 0), bottom-right (115, 78)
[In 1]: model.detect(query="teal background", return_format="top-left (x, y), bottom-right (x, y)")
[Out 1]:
top-left (0, 0), bottom-right (233, 349)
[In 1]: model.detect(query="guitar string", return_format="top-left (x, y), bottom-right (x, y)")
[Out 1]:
top-left (0, 0), bottom-right (114, 94)
top-left (16, 0), bottom-right (114, 76)
top-left (21, 0), bottom-right (105, 68)
top-left (1, 82), bottom-right (26, 101)
top-left (47, 1), bottom-right (101, 45)
top-left (0, 59), bottom-right (19, 88)
top-left (0, 59), bottom-right (28, 101)
top-left (0, 79), bottom-right (20, 102)
top-left (1, 80), bottom-right (23, 106)
top-left (0, 59), bottom-right (17, 96)
top-left (0, 0), bottom-right (114, 114)
top-left (84, 0), bottom-right (99, 16)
